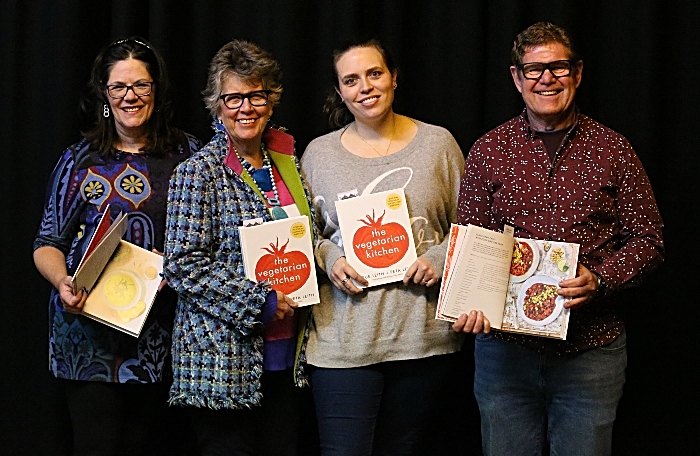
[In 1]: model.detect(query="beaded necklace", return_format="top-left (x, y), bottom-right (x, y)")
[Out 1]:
top-left (234, 144), bottom-right (287, 219)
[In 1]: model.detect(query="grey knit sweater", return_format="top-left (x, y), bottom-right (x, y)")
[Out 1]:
top-left (300, 119), bottom-right (465, 368)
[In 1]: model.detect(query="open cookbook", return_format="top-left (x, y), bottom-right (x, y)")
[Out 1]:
top-left (436, 224), bottom-right (579, 339)
top-left (72, 205), bottom-right (163, 337)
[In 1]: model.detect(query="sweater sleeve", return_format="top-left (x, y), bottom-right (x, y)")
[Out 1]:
top-left (418, 130), bottom-right (466, 274)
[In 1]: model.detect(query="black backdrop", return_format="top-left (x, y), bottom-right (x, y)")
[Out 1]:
top-left (1, 1), bottom-right (697, 455)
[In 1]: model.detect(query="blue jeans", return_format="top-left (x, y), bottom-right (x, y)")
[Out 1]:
top-left (310, 353), bottom-right (458, 456)
top-left (474, 331), bottom-right (627, 456)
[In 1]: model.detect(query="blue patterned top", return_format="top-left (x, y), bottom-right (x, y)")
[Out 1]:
top-left (33, 134), bottom-right (201, 383)
top-left (164, 128), bottom-right (312, 410)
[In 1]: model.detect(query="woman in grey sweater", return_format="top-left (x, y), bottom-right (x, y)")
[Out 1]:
top-left (300, 39), bottom-right (479, 456)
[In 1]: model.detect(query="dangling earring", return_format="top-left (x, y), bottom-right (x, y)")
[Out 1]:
top-left (211, 116), bottom-right (226, 134)
top-left (103, 104), bottom-right (110, 118)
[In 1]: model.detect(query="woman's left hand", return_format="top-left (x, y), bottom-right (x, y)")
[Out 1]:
top-left (403, 257), bottom-right (438, 287)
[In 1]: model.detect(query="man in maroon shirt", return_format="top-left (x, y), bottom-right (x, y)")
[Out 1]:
top-left (453, 22), bottom-right (664, 456)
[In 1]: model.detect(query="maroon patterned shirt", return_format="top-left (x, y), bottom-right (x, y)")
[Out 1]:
top-left (457, 109), bottom-right (664, 354)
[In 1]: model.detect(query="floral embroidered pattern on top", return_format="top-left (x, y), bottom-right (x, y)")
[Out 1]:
top-left (33, 134), bottom-right (201, 383)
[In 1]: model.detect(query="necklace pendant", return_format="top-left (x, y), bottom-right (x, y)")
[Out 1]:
top-left (266, 197), bottom-right (280, 206)
top-left (271, 206), bottom-right (288, 220)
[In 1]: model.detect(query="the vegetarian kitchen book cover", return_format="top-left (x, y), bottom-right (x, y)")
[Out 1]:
top-left (239, 215), bottom-right (319, 306)
top-left (335, 188), bottom-right (417, 288)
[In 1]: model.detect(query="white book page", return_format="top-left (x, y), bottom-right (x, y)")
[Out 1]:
top-left (438, 225), bottom-right (514, 328)
top-left (81, 240), bottom-right (162, 337)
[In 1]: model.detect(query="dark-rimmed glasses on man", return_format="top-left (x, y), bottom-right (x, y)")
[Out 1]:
top-left (516, 60), bottom-right (578, 80)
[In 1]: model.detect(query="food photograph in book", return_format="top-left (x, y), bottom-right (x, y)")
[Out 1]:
top-left (81, 240), bottom-right (163, 337)
top-left (501, 240), bottom-right (579, 339)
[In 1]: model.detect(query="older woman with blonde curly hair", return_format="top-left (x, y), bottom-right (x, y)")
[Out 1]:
top-left (163, 39), bottom-right (313, 456)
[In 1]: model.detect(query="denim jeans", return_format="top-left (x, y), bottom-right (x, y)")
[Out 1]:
top-left (474, 331), bottom-right (627, 456)
top-left (310, 353), bottom-right (459, 456)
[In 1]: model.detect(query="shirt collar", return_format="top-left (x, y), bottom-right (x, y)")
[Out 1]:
top-left (519, 106), bottom-right (581, 139)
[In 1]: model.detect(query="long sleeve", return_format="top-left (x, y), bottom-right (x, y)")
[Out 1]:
top-left (163, 150), bottom-right (271, 335)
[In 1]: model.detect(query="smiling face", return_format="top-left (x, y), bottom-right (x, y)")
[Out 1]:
top-left (510, 41), bottom-right (582, 131)
top-left (105, 58), bottom-right (155, 143)
top-left (218, 74), bottom-right (272, 149)
top-left (335, 46), bottom-right (397, 125)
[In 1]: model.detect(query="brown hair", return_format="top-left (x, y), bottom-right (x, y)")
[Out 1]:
top-left (511, 22), bottom-right (579, 66)
top-left (323, 39), bottom-right (398, 129)
top-left (79, 37), bottom-right (181, 157)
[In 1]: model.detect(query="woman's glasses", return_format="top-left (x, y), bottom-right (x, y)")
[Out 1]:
top-left (219, 90), bottom-right (271, 110)
top-left (106, 82), bottom-right (154, 99)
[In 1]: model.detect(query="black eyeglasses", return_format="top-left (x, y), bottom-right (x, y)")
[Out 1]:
top-left (106, 82), bottom-right (154, 99)
top-left (219, 90), bottom-right (272, 110)
top-left (516, 60), bottom-right (578, 80)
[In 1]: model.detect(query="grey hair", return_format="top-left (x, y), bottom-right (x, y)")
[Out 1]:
top-left (202, 40), bottom-right (283, 117)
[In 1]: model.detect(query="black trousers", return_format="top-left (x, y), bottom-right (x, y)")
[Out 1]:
top-left (188, 368), bottom-right (304, 456)
top-left (63, 379), bottom-right (195, 456)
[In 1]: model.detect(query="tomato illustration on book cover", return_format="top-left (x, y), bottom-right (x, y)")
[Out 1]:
top-left (239, 215), bottom-right (320, 306)
top-left (353, 209), bottom-right (410, 268)
top-left (255, 238), bottom-right (311, 295)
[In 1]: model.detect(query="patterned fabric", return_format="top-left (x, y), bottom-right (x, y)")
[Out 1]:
top-left (164, 128), bottom-right (313, 410)
top-left (33, 133), bottom-right (200, 383)
top-left (457, 109), bottom-right (664, 354)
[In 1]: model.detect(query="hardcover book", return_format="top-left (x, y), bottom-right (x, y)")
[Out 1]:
top-left (436, 224), bottom-right (579, 340)
top-left (72, 206), bottom-right (163, 337)
top-left (335, 188), bottom-right (417, 287)
top-left (239, 215), bottom-right (319, 306)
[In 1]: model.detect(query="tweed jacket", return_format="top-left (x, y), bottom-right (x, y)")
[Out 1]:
top-left (164, 127), bottom-right (312, 409)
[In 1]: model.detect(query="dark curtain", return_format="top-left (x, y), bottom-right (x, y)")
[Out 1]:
top-left (1, 1), bottom-right (696, 454)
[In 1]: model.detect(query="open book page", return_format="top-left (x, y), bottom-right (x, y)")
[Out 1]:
top-left (436, 224), bottom-right (580, 340)
top-left (81, 240), bottom-right (163, 337)
top-left (239, 215), bottom-right (319, 306)
top-left (335, 188), bottom-right (417, 288)
top-left (437, 224), bottom-right (464, 305)
top-left (72, 210), bottom-right (128, 293)
top-left (437, 224), bottom-right (514, 328)
top-left (500, 239), bottom-right (579, 339)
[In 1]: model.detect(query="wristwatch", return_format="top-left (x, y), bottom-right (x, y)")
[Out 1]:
top-left (592, 271), bottom-right (607, 296)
